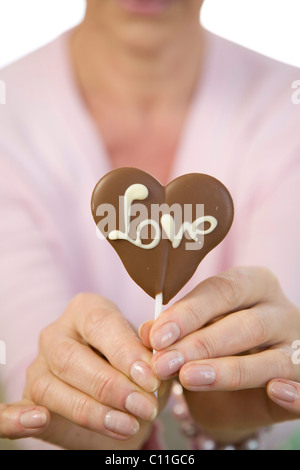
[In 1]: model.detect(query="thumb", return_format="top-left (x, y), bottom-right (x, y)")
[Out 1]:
top-left (139, 320), bottom-right (154, 350)
top-left (0, 399), bottom-right (50, 439)
top-left (267, 379), bottom-right (300, 418)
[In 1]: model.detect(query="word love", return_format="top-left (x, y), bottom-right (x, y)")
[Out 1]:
top-left (104, 184), bottom-right (218, 251)
top-left (92, 168), bottom-right (234, 303)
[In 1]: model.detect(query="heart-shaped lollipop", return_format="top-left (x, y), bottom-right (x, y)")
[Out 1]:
top-left (91, 168), bottom-right (234, 305)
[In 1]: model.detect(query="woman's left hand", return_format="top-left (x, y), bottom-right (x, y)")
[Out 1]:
top-left (140, 267), bottom-right (300, 443)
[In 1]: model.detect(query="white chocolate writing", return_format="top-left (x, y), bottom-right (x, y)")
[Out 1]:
top-left (108, 184), bottom-right (218, 250)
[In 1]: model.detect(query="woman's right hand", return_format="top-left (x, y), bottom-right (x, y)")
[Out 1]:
top-left (1, 293), bottom-right (162, 449)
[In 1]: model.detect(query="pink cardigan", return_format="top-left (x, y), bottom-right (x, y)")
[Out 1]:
top-left (0, 28), bottom-right (299, 449)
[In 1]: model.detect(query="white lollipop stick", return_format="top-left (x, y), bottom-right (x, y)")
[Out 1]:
top-left (154, 292), bottom-right (163, 322)
top-left (154, 293), bottom-right (163, 398)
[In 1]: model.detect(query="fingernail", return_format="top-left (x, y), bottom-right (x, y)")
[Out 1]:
top-left (130, 361), bottom-right (160, 392)
top-left (20, 410), bottom-right (48, 429)
top-left (138, 321), bottom-right (151, 338)
top-left (125, 392), bottom-right (157, 421)
top-left (152, 322), bottom-right (181, 350)
top-left (184, 365), bottom-right (216, 386)
top-left (269, 382), bottom-right (299, 403)
top-left (155, 351), bottom-right (185, 378)
top-left (104, 410), bottom-right (140, 436)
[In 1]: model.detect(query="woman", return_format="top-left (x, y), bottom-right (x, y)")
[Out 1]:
top-left (0, 0), bottom-right (300, 450)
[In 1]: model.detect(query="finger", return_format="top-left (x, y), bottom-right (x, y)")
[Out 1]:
top-left (41, 336), bottom-right (158, 422)
top-left (63, 294), bottom-right (159, 392)
top-left (27, 364), bottom-right (141, 440)
top-left (150, 267), bottom-right (282, 351)
top-left (0, 400), bottom-right (50, 439)
top-left (267, 380), bottom-right (300, 414)
top-left (139, 320), bottom-right (153, 350)
top-left (178, 347), bottom-right (297, 391)
top-left (152, 303), bottom-right (284, 376)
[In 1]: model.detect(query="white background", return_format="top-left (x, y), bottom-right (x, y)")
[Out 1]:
top-left (0, 0), bottom-right (300, 69)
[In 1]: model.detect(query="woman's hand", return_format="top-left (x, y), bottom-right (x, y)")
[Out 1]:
top-left (0, 401), bottom-right (50, 439)
top-left (267, 379), bottom-right (300, 414)
top-left (140, 267), bottom-right (300, 443)
top-left (3, 293), bottom-right (162, 449)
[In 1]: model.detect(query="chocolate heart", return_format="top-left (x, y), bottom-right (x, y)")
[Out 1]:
top-left (91, 168), bottom-right (234, 304)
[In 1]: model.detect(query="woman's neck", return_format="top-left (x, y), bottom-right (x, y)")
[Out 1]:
top-left (70, 15), bottom-right (205, 114)
top-left (69, 10), bottom-right (205, 182)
